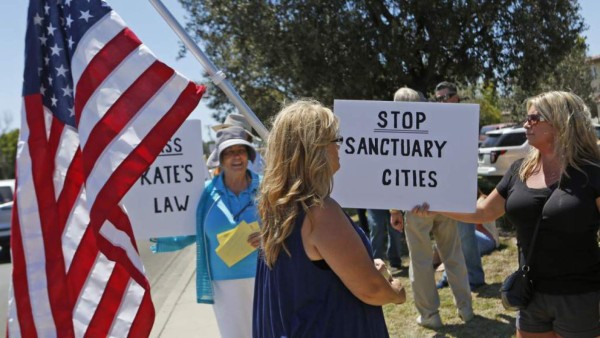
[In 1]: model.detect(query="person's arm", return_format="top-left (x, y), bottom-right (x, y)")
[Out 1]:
top-left (411, 188), bottom-right (506, 224)
top-left (303, 198), bottom-right (405, 306)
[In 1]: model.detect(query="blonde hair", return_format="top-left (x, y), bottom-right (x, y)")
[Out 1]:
top-left (519, 91), bottom-right (600, 181)
top-left (258, 99), bottom-right (339, 267)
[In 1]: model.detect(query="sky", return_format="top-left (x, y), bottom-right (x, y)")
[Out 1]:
top-left (1, 1), bottom-right (599, 133)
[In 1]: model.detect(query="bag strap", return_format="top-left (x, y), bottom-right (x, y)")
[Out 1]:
top-left (521, 195), bottom-right (551, 272)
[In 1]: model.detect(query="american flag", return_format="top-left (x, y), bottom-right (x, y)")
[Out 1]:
top-left (10, 0), bottom-right (205, 337)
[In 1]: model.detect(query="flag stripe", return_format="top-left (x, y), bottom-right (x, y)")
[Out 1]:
top-left (53, 126), bottom-right (80, 199)
top-left (66, 227), bottom-right (99, 308)
top-left (9, 196), bottom-right (35, 338)
top-left (107, 280), bottom-right (145, 338)
top-left (82, 61), bottom-right (174, 178)
top-left (84, 74), bottom-right (190, 204)
top-left (7, 280), bottom-right (20, 338)
top-left (74, 28), bottom-right (141, 124)
top-left (127, 290), bottom-right (154, 338)
top-left (85, 264), bottom-right (130, 337)
top-left (57, 150), bottom-right (83, 236)
top-left (99, 210), bottom-right (145, 282)
top-left (47, 120), bottom-right (64, 199)
top-left (71, 11), bottom-right (127, 86)
top-left (21, 95), bottom-right (59, 337)
top-left (78, 45), bottom-right (158, 149)
top-left (61, 186), bottom-right (88, 271)
top-left (72, 253), bottom-right (114, 337)
top-left (26, 96), bottom-right (73, 338)
top-left (91, 82), bottom-right (203, 281)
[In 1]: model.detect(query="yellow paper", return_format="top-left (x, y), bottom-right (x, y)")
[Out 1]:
top-left (217, 228), bottom-right (236, 245)
top-left (215, 221), bottom-right (260, 267)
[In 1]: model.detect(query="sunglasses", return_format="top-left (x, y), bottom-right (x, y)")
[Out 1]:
top-left (435, 93), bottom-right (457, 102)
top-left (525, 113), bottom-right (546, 126)
top-left (331, 136), bottom-right (343, 145)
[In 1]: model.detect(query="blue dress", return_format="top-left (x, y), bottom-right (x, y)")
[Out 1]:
top-left (253, 207), bottom-right (389, 338)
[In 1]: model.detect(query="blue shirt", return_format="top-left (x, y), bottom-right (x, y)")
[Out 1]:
top-left (204, 173), bottom-right (259, 280)
top-left (153, 170), bottom-right (261, 303)
top-left (253, 206), bottom-right (389, 337)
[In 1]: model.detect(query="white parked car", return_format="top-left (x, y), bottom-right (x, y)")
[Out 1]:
top-left (0, 179), bottom-right (15, 258)
top-left (0, 179), bottom-right (14, 204)
top-left (478, 125), bottom-right (600, 180)
top-left (0, 201), bottom-right (12, 254)
top-left (477, 127), bottom-right (529, 179)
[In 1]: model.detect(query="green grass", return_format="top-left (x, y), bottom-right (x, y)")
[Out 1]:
top-left (383, 237), bottom-right (519, 337)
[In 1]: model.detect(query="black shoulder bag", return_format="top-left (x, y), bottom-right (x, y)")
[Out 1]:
top-left (499, 212), bottom-right (544, 311)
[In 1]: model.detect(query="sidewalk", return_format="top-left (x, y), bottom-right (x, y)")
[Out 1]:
top-left (149, 245), bottom-right (220, 338)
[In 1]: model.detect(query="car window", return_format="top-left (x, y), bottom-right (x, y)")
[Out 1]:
top-left (481, 134), bottom-right (502, 147)
top-left (0, 203), bottom-right (11, 224)
top-left (480, 126), bottom-right (497, 135)
top-left (499, 133), bottom-right (527, 146)
top-left (481, 132), bottom-right (526, 148)
top-left (0, 187), bottom-right (12, 204)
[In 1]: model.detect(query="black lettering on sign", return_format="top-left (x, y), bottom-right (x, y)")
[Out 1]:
top-left (140, 169), bottom-right (151, 185)
top-left (382, 169), bottom-right (391, 185)
top-left (184, 164), bottom-right (194, 182)
top-left (376, 111), bottom-right (427, 130)
top-left (154, 195), bottom-right (190, 213)
top-left (161, 137), bottom-right (183, 154)
top-left (381, 169), bottom-right (438, 187)
top-left (377, 111), bottom-right (387, 128)
top-left (344, 137), bottom-right (356, 154)
top-left (173, 137), bottom-right (182, 152)
top-left (141, 164), bottom-right (195, 185)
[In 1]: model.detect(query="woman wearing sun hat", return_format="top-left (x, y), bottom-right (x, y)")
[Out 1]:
top-left (153, 126), bottom-right (262, 338)
top-left (210, 113), bottom-right (265, 174)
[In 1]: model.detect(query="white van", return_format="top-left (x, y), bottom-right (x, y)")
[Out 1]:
top-left (0, 179), bottom-right (14, 258)
top-left (0, 179), bottom-right (15, 204)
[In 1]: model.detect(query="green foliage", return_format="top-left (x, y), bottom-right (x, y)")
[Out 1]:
top-left (462, 82), bottom-right (503, 127)
top-left (178, 0), bottom-right (585, 122)
top-left (0, 129), bottom-right (19, 179)
top-left (501, 37), bottom-right (597, 119)
top-left (537, 37), bottom-right (597, 116)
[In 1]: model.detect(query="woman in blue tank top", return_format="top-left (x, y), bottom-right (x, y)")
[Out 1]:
top-left (254, 100), bottom-right (406, 338)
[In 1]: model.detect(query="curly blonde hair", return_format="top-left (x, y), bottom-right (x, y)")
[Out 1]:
top-left (519, 91), bottom-right (600, 181)
top-left (258, 99), bottom-right (339, 268)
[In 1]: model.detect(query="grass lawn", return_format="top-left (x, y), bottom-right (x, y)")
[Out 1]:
top-left (383, 236), bottom-right (520, 337)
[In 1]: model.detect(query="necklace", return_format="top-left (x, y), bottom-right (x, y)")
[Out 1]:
top-left (542, 166), bottom-right (561, 183)
top-left (222, 173), bottom-right (253, 222)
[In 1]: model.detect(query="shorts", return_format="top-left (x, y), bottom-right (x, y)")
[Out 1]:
top-left (517, 290), bottom-right (600, 338)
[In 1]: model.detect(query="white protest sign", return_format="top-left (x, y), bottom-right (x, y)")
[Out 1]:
top-left (123, 119), bottom-right (206, 238)
top-left (331, 100), bottom-right (479, 212)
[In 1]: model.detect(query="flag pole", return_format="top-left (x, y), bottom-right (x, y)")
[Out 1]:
top-left (148, 0), bottom-right (270, 140)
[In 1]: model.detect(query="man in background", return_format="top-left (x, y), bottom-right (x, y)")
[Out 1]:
top-left (433, 82), bottom-right (486, 291)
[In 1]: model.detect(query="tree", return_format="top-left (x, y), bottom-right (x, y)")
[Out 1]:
top-left (537, 37), bottom-right (597, 117)
top-left (501, 37), bottom-right (597, 120)
top-left (179, 0), bottom-right (585, 122)
top-left (462, 82), bottom-right (503, 127)
top-left (0, 129), bottom-right (19, 179)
